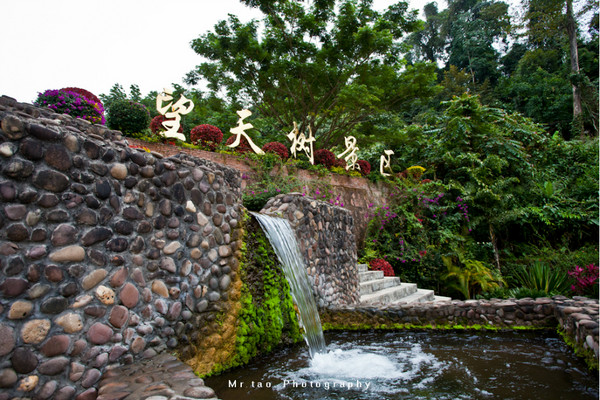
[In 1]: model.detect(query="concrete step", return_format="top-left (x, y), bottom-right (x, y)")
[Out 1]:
top-left (359, 270), bottom-right (383, 283)
top-left (391, 288), bottom-right (436, 305)
top-left (358, 263), bottom-right (368, 273)
top-left (360, 277), bottom-right (402, 295)
top-left (434, 295), bottom-right (452, 302)
top-left (360, 282), bottom-right (417, 304)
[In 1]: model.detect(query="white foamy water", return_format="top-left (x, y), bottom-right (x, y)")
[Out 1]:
top-left (273, 339), bottom-right (447, 397)
top-left (309, 348), bottom-right (406, 380)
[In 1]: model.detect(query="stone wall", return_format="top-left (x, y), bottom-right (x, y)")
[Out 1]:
top-left (127, 137), bottom-right (390, 246)
top-left (261, 193), bottom-right (359, 307)
top-left (0, 96), bottom-right (244, 398)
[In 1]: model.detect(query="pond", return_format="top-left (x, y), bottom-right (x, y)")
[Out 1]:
top-left (206, 330), bottom-right (599, 400)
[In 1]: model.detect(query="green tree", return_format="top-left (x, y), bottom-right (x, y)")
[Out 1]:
top-left (185, 0), bottom-right (423, 148)
top-left (442, 0), bottom-right (512, 85)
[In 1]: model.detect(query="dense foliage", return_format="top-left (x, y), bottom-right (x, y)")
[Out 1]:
top-left (34, 89), bottom-right (105, 125)
top-left (106, 100), bottom-right (151, 135)
top-left (98, 0), bottom-right (598, 300)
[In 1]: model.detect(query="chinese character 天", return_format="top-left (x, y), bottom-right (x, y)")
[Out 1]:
top-left (227, 109), bottom-right (265, 154)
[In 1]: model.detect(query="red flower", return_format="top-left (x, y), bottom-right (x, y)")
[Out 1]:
top-left (369, 258), bottom-right (395, 277)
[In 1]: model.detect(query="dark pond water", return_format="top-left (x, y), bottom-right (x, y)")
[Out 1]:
top-left (205, 330), bottom-right (599, 400)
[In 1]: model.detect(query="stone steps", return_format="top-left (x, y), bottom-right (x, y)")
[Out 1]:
top-left (358, 263), bottom-right (450, 305)
top-left (360, 282), bottom-right (418, 304)
top-left (360, 276), bottom-right (402, 295)
top-left (359, 270), bottom-right (383, 283)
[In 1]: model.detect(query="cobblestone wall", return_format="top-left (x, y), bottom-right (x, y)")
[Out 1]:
top-left (261, 193), bottom-right (359, 307)
top-left (0, 96), bottom-right (243, 399)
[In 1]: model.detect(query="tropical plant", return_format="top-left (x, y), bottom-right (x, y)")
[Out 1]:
top-left (513, 262), bottom-right (570, 295)
top-left (442, 257), bottom-right (504, 299)
top-left (34, 89), bottom-right (105, 125)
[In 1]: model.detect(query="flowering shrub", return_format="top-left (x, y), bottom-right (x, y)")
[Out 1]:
top-left (60, 87), bottom-right (103, 110)
top-left (369, 258), bottom-right (395, 277)
top-left (357, 159), bottom-right (371, 176)
top-left (333, 157), bottom-right (347, 169)
top-left (262, 142), bottom-right (289, 159)
top-left (191, 124), bottom-right (223, 151)
top-left (34, 89), bottom-right (105, 124)
top-left (314, 149), bottom-right (337, 168)
top-left (568, 263), bottom-right (599, 296)
top-left (150, 115), bottom-right (184, 137)
top-left (225, 135), bottom-right (253, 153)
top-left (106, 100), bottom-right (151, 135)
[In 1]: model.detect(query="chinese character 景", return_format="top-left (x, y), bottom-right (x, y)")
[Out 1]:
top-left (337, 136), bottom-right (359, 170)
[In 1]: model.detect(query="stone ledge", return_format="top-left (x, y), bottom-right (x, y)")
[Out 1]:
top-left (322, 296), bottom-right (599, 369)
top-left (97, 354), bottom-right (218, 400)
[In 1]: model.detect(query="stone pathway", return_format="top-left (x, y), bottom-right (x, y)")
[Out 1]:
top-left (96, 354), bottom-right (218, 400)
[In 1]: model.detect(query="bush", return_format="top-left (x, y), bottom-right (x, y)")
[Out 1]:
top-left (225, 135), bottom-right (253, 153)
top-left (314, 149), bottom-right (336, 169)
top-left (60, 87), bottom-right (104, 110)
top-left (106, 100), bottom-right (151, 135)
top-left (357, 159), bottom-right (371, 176)
top-left (568, 263), bottom-right (599, 297)
top-left (262, 142), bottom-right (289, 159)
top-left (369, 258), bottom-right (395, 277)
top-left (34, 89), bottom-right (105, 124)
top-left (191, 124), bottom-right (223, 151)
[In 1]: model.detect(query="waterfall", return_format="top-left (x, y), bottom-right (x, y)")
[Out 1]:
top-left (252, 212), bottom-right (327, 358)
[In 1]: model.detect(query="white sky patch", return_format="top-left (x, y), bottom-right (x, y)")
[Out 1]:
top-left (2, 0), bottom-right (436, 103)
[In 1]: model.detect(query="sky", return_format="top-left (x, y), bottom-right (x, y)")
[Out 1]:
top-left (1, 0), bottom-right (438, 104)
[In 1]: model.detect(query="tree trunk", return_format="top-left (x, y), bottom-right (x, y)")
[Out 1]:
top-left (489, 224), bottom-right (501, 273)
top-left (566, 0), bottom-right (583, 136)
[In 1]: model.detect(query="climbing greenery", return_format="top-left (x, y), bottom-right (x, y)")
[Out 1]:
top-left (210, 215), bottom-right (302, 375)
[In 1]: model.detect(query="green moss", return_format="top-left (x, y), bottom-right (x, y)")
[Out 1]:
top-left (322, 320), bottom-right (547, 332)
top-left (206, 212), bottom-right (302, 376)
top-left (558, 327), bottom-right (599, 371)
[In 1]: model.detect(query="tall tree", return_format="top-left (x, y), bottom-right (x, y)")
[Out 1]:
top-left (522, 0), bottom-right (598, 136)
top-left (185, 0), bottom-right (421, 148)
